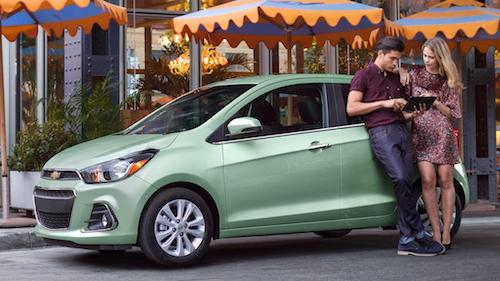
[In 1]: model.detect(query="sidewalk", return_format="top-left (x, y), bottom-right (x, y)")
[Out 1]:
top-left (0, 209), bottom-right (47, 251)
top-left (0, 203), bottom-right (498, 252)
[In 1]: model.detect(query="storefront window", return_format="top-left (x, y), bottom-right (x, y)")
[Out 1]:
top-left (201, 40), bottom-right (254, 85)
top-left (127, 15), bottom-right (191, 110)
top-left (126, 0), bottom-right (190, 12)
top-left (19, 35), bottom-right (37, 128)
top-left (199, 0), bottom-right (254, 83)
top-left (338, 40), bottom-right (372, 75)
top-left (304, 41), bottom-right (325, 74)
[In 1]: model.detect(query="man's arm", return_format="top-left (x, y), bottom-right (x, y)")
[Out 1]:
top-left (346, 90), bottom-right (407, 117)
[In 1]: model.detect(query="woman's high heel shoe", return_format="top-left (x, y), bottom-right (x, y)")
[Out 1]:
top-left (440, 231), bottom-right (452, 250)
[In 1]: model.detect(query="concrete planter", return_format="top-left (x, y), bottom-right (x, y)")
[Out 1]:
top-left (9, 171), bottom-right (40, 210)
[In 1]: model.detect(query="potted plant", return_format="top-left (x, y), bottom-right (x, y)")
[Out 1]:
top-left (8, 74), bottom-right (121, 210)
top-left (8, 120), bottom-right (77, 209)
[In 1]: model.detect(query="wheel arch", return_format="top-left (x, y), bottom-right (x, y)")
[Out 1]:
top-left (139, 182), bottom-right (221, 242)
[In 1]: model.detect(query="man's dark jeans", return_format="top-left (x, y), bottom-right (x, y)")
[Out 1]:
top-left (368, 123), bottom-right (424, 239)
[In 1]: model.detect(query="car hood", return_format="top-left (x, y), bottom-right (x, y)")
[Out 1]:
top-left (43, 133), bottom-right (179, 170)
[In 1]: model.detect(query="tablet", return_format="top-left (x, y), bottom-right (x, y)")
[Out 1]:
top-left (403, 96), bottom-right (436, 112)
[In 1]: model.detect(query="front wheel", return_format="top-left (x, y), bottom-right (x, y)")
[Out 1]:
top-left (416, 186), bottom-right (462, 238)
top-left (139, 188), bottom-right (213, 267)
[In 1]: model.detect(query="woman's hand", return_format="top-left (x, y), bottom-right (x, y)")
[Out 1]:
top-left (399, 67), bottom-right (410, 86)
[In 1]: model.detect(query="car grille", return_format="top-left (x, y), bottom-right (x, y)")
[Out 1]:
top-left (36, 211), bottom-right (72, 229)
top-left (41, 170), bottom-right (81, 181)
top-left (34, 188), bottom-right (75, 229)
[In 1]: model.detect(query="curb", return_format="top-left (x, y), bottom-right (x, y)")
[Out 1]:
top-left (0, 227), bottom-right (49, 251)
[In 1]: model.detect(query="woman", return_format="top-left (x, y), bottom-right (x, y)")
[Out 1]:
top-left (403, 37), bottom-right (463, 249)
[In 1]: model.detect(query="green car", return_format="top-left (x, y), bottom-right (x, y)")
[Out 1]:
top-left (34, 74), bottom-right (469, 266)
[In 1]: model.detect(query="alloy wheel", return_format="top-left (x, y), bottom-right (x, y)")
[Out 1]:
top-left (154, 199), bottom-right (206, 257)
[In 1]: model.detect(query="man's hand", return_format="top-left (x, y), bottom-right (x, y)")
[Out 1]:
top-left (383, 98), bottom-right (407, 111)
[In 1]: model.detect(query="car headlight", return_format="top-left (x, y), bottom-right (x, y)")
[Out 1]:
top-left (80, 149), bottom-right (158, 184)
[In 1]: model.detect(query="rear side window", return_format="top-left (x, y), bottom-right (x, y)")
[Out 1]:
top-left (330, 83), bottom-right (363, 126)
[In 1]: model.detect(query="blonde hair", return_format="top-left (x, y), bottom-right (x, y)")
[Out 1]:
top-left (423, 37), bottom-right (463, 90)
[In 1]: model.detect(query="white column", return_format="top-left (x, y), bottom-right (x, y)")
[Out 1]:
top-left (325, 41), bottom-right (338, 74)
top-left (189, 0), bottom-right (201, 90)
top-left (258, 42), bottom-right (272, 75)
top-left (3, 37), bottom-right (16, 155)
top-left (37, 26), bottom-right (46, 124)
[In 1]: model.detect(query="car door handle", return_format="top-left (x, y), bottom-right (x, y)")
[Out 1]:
top-left (308, 142), bottom-right (331, 151)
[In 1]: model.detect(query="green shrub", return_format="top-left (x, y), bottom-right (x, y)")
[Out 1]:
top-left (65, 73), bottom-right (122, 142)
top-left (9, 120), bottom-right (78, 171)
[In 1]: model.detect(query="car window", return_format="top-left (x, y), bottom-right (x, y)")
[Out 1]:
top-left (124, 85), bottom-right (253, 135)
top-left (331, 83), bottom-right (363, 126)
top-left (226, 83), bottom-right (326, 138)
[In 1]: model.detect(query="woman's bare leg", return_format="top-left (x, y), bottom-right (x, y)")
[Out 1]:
top-left (437, 164), bottom-right (455, 245)
top-left (418, 161), bottom-right (441, 242)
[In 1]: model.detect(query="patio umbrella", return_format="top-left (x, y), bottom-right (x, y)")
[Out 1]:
top-left (0, 0), bottom-right (127, 223)
top-left (173, 0), bottom-right (384, 73)
top-left (385, 0), bottom-right (500, 53)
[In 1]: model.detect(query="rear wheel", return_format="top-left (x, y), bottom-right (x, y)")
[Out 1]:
top-left (416, 185), bottom-right (462, 238)
top-left (139, 188), bottom-right (213, 267)
top-left (314, 229), bottom-right (352, 238)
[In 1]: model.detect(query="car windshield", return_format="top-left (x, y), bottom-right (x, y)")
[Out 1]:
top-left (124, 85), bottom-right (254, 135)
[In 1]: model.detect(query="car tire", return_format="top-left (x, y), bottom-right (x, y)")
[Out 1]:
top-left (139, 188), bottom-right (213, 267)
top-left (416, 186), bottom-right (463, 238)
top-left (314, 229), bottom-right (352, 238)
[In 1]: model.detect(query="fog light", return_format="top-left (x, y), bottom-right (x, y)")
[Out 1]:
top-left (86, 203), bottom-right (118, 231)
top-left (101, 214), bottom-right (109, 228)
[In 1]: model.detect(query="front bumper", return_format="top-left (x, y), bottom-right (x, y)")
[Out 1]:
top-left (34, 174), bottom-right (153, 246)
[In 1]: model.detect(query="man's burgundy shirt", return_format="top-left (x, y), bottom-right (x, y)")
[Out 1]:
top-left (349, 63), bottom-right (408, 129)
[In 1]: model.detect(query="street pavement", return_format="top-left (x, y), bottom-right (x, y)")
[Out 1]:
top-left (0, 204), bottom-right (498, 280)
top-left (0, 203), bottom-right (497, 252)
top-left (0, 219), bottom-right (499, 281)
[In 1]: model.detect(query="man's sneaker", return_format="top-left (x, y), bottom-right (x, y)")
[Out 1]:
top-left (417, 235), bottom-right (446, 254)
top-left (397, 240), bottom-right (439, 257)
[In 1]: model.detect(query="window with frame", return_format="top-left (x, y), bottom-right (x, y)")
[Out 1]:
top-left (331, 83), bottom-right (363, 126)
top-left (227, 84), bottom-right (325, 138)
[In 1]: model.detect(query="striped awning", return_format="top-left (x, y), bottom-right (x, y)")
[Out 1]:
top-left (173, 0), bottom-right (384, 49)
top-left (386, 0), bottom-right (500, 53)
top-left (1, 0), bottom-right (127, 41)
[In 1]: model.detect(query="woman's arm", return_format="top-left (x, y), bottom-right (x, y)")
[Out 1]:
top-left (432, 99), bottom-right (452, 118)
top-left (434, 85), bottom-right (462, 119)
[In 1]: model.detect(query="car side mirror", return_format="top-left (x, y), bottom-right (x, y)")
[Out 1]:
top-left (227, 117), bottom-right (262, 136)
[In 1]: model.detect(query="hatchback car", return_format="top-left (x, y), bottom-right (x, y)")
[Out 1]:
top-left (34, 74), bottom-right (469, 266)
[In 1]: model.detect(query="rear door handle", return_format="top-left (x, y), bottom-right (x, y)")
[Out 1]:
top-left (308, 142), bottom-right (331, 151)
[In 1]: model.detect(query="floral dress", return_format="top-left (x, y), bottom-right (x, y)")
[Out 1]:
top-left (409, 66), bottom-right (462, 165)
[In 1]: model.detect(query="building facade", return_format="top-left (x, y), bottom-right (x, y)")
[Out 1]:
top-left (2, 0), bottom-right (499, 202)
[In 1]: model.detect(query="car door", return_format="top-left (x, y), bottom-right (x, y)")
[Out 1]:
top-left (328, 83), bottom-right (396, 220)
top-left (220, 82), bottom-right (343, 231)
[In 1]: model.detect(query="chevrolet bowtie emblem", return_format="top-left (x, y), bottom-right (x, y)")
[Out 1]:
top-left (50, 170), bottom-right (61, 180)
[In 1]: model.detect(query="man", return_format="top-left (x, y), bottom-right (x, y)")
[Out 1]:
top-left (346, 37), bottom-right (445, 256)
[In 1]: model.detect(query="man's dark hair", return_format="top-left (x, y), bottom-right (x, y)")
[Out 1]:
top-left (374, 37), bottom-right (405, 53)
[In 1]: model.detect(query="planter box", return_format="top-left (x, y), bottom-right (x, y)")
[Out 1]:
top-left (9, 171), bottom-right (40, 210)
